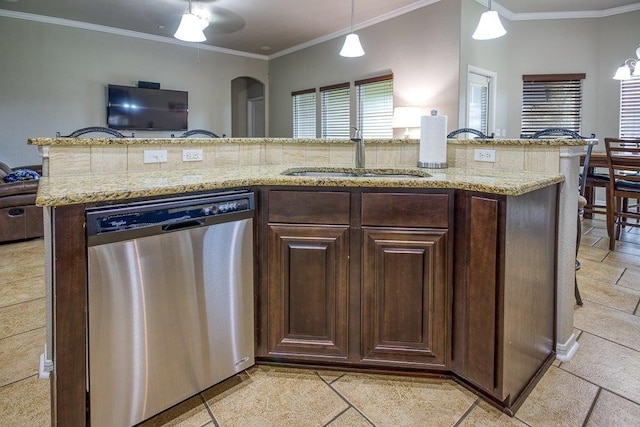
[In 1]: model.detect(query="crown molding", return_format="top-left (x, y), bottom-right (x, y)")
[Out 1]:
top-left (0, 9), bottom-right (269, 60)
top-left (475, 0), bottom-right (640, 21)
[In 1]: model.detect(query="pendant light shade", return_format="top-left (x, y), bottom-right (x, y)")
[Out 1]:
top-left (174, 0), bottom-right (209, 43)
top-left (472, 0), bottom-right (506, 41)
top-left (340, 34), bottom-right (365, 57)
top-left (340, 0), bottom-right (364, 57)
top-left (613, 45), bottom-right (640, 80)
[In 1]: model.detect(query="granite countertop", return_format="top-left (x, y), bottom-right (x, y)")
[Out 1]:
top-left (36, 164), bottom-right (564, 207)
top-left (28, 137), bottom-right (589, 146)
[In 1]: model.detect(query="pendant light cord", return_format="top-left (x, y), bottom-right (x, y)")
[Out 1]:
top-left (350, 0), bottom-right (355, 33)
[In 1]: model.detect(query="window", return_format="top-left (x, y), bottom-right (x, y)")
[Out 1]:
top-left (521, 73), bottom-right (585, 137)
top-left (292, 89), bottom-right (316, 138)
top-left (620, 79), bottom-right (640, 138)
top-left (321, 83), bottom-right (350, 139)
top-left (356, 74), bottom-right (393, 138)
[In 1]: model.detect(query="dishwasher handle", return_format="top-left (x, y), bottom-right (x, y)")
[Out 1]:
top-left (162, 219), bottom-right (204, 232)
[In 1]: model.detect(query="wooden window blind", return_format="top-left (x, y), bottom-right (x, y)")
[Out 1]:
top-left (521, 73), bottom-right (585, 137)
top-left (620, 79), bottom-right (640, 138)
top-left (321, 83), bottom-right (350, 139)
top-left (356, 74), bottom-right (393, 138)
top-left (292, 89), bottom-right (316, 138)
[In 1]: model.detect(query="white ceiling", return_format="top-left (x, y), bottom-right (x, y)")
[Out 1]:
top-left (1, 0), bottom-right (639, 57)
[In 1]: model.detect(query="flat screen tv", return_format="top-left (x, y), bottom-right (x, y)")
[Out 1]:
top-left (107, 84), bottom-right (188, 131)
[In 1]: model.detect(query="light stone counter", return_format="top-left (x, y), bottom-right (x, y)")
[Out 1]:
top-left (35, 164), bottom-right (563, 207)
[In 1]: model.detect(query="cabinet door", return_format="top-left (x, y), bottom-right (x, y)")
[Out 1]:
top-left (267, 224), bottom-right (350, 361)
top-left (361, 227), bottom-right (448, 368)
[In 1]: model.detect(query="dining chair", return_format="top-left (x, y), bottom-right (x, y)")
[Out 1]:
top-left (604, 137), bottom-right (640, 251)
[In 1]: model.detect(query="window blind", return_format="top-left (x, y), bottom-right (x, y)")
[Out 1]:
top-left (321, 83), bottom-right (350, 139)
top-left (521, 74), bottom-right (585, 137)
top-left (292, 89), bottom-right (316, 138)
top-left (620, 79), bottom-right (640, 138)
top-left (356, 75), bottom-right (393, 138)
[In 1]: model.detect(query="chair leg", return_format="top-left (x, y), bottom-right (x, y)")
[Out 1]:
top-left (575, 210), bottom-right (584, 306)
top-left (575, 276), bottom-right (583, 306)
top-left (607, 188), bottom-right (616, 250)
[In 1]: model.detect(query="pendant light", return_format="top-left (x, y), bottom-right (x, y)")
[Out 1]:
top-left (340, 0), bottom-right (365, 57)
top-left (472, 0), bottom-right (506, 41)
top-left (174, 0), bottom-right (209, 43)
top-left (613, 45), bottom-right (640, 80)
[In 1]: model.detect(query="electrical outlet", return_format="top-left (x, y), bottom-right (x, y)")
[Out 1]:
top-left (182, 148), bottom-right (203, 162)
top-left (143, 149), bottom-right (168, 163)
top-left (474, 149), bottom-right (496, 162)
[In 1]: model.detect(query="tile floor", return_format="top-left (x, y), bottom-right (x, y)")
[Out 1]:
top-left (1, 217), bottom-right (639, 426)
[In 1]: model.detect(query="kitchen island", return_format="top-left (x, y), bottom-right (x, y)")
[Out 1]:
top-left (30, 137), bottom-right (578, 425)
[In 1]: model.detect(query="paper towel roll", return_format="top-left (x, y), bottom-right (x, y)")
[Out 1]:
top-left (418, 111), bottom-right (448, 168)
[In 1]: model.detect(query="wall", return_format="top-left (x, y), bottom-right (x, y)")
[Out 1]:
top-left (268, 0), bottom-right (461, 138)
top-left (0, 17), bottom-right (268, 166)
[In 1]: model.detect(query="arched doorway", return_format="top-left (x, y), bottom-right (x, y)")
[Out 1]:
top-left (231, 77), bottom-right (265, 137)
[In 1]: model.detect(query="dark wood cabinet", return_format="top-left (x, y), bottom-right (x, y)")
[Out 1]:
top-left (361, 227), bottom-right (448, 368)
top-left (452, 186), bottom-right (558, 413)
top-left (266, 223), bottom-right (350, 360)
top-left (257, 188), bottom-right (452, 370)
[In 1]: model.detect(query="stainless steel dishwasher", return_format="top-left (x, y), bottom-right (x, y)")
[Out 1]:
top-left (86, 190), bottom-right (255, 427)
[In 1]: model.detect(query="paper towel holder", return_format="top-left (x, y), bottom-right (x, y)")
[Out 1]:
top-left (417, 110), bottom-right (448, 169)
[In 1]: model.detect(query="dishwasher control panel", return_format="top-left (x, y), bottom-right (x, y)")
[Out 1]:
top-left (86, 191), bottom-right (254, 236)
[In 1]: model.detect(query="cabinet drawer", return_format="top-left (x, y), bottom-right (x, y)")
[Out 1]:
top-left (268, 190), bottom-right (350, 224)
top-left (362, 193), bottom-right (449, 228)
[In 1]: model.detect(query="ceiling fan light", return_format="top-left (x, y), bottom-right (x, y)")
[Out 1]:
top-left (472, 10), bottom-right (506, 40)
top-left (340, 33), bottom-right (365, 57)
top-left (174, 13), bottom-right (207, 42)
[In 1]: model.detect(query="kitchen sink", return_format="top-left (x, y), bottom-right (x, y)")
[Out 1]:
top-left (282, 167), bottom-right (431, 178)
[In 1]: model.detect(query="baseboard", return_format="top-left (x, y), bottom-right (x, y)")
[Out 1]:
top-left (556, 333), bottom-right (580, 362)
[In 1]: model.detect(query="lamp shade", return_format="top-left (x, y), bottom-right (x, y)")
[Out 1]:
top-left (174, 13), bottom-right (208, 42)
top-left (392, 107), bottom-right (421, 128)
top-left (472, 10), bottom-right (506, 40)
top-left (340, 34), bottom-right (365, 57)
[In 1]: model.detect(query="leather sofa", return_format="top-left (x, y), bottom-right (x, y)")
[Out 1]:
top-left (0, 162), bottom-right (43, 243)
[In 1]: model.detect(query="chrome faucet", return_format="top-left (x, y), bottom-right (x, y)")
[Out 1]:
top-left (350, 126), bottom-right (365, 168)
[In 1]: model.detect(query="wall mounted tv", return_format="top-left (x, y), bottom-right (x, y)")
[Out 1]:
top-left (107, 84), bottom-right (188, 131)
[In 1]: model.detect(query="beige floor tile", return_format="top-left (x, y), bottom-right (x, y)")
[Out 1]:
top-left (604, 251), bottom-right (640, 271)
top-left (593, 237), bottom-right (640, 257)
top-left (459, 400), bottom-right (527, 426)
top-left (619, 269), bottom-right (640, 291)
top-left (576, 258), bottom-right (625, 284)
top-left (0, 298), bottom-right (45, 339)
top-left (0, 327), bottom-right (45, 387)
top-left (0, 375), bottom-right (50, 426)
top-left (562, 333), bottom-right (640, 405)
top-left (316, 369), bottom-right (346, 384)
top-left (0, 238), bottom-right (43, 256)
top-left (516, 366), bottom-right (598, 426)
top-left (204, 366), bottom-right (348, 426)
top-left (0, 250), bottom-right (45, 282)
top-left (574, 302), bottom-right (640, 351)
top-left (585, 226), bottom-right (610, 239)
top-left (577, 276), bottom-right (640, 313)
top-left (332, 373), bottom-right (476, 426)
top-left (0, 275), bottom-right (45, 308)
top-left (577, 245), bottom-right (609, 262)
top-left (586, 389), bottom-right (640, 426)
top-left (579, 233), bottom-right (602, 247)
top-left (138, 394), bottom-right (213, 427)
top-left (327, 408), bottom-right (374, 427)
